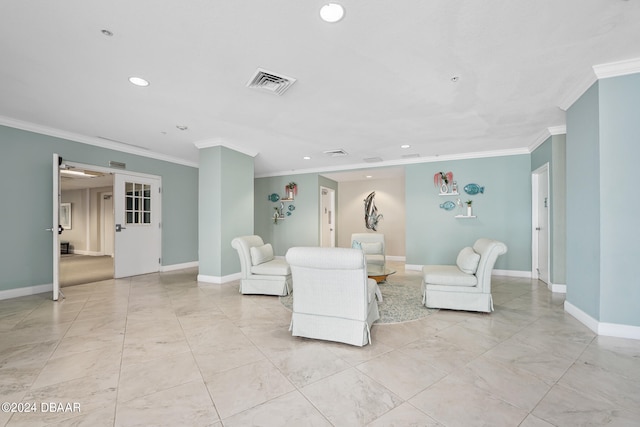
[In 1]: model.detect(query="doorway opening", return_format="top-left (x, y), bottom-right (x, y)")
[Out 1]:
top-left (532, 164), bottom-right (550, 285)
top-left (320, 187), bottom-right (335, 247)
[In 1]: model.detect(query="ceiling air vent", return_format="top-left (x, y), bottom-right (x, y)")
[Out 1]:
top-left (246, 68), bottom-right (296, 96)
top-left (402, 153), bottom-right (421, 159)
top-left (323, 149), bottom-right (349, 157)
top-left (363, 157), bottom-right (383, 163)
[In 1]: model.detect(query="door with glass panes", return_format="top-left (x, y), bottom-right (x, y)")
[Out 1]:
top-left (113, 173), bottom-right (161, 278)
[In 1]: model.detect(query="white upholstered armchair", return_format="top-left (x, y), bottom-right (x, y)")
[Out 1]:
top-left (422, 238), bottom-right (507, 313)
top-left (285, 247), bottom-right (380, 346)
top-left (231, 235), bottom-right (292, 296)
top-left (351, 233), bottom-right (385, 266)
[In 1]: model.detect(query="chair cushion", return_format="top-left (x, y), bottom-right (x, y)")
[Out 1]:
top-left (423, 265), bottom-right (478, 286)
top-left (251, 258), bottom-right (291, 275)
top-left (361, 241), bottom-right (382, 255)
top-left (250, 243), bottom-right (274, 266)
top-left (456, 247), bottom-right (481, 274)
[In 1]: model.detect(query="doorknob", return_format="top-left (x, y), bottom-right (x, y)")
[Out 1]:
top-left (535, 227), bottom-right (541, 231)
top-left (115, 224), bottom-right (127, 232)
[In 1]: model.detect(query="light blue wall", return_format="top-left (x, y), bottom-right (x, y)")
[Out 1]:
top-left (406, 155), bottom-right (531, 271)
top-left (531, 135), bottom-right (567, 284)
top-left (566, 83), bottom-right (602, 320)
top-left (0, 125), bottom-right (198, 292)
top-left (598, 74), bottom-right (640, 326)
top-left (254, 174), bottom-right (324, 256)
top-left (198, 146), bottom-right (253, 277)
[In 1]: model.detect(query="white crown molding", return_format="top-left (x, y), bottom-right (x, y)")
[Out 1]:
top-left (593, 57), bottom-right (640, 79)
top-left (557, 69), bottom-right (598, 111)
top-left (0, 115), bottom-right (198, 168)
top-left (193, 138), bottom-right (259, 157)
top-left (255, 147), bottom-right (530, 178)
top-left (528, 125), bottom-right (567, 152)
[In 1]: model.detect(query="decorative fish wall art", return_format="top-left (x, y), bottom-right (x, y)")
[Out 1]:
top-left (364, 191), bottom-right (383, 231)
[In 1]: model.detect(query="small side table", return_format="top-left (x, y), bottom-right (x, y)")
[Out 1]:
top-left (60, 241), bottom-right (70, 254)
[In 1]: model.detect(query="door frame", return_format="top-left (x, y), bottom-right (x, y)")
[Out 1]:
top-left (56, 160), bottom-right (161, 281)
top-left (531, 163), bottom-right (550, 283)
top-left (320, 186), bottom-right (336, 247)
top-left (100, 191), bottom-right (114, 257)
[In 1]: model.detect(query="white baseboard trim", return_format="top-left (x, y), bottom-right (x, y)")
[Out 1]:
top-left (564, 301), bottom-right (640, 340)
top-left (160, 261), bottom-right (199, 272)
top-left (0, 283), bottom-right (52, 301)
top-left (548, 282), bottom-right (567, 294)
top-left (70, 250), bottom-right (104, 256)
top-left (386, 255), bottom-right (406, 262)
top-left (406, 265), bottom-right (531, 278)
top-left (493, 269), bottom-right (532, 278)
top-left (197, 272), bottom-right (241, 284)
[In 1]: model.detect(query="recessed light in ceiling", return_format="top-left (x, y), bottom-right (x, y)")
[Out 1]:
top-left (101, 29), bottom-right (113, 37)
top-left (320, 3), bottom-right (345, 23)
top-left (303, 156), bottom-right (311, 160)
top-left (401, 144), bottom-right (411, 149)
top-left (129, 76), bottom-right (149, 87)
top-left (176, 125), bottom-right (188, 131)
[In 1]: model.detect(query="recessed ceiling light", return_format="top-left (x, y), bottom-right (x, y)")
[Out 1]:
top-left (129, 76), bottom-right (149, 87)
top-left (176, 125), bottom-right (188, 131)
top-left (303, 156), bottom-right (311, 160)
top-left (320, 3), bottom-right (345, 23)
top-left (401, 144), bottom-right (411, 149)
top-left (101, 29), bottom-right (113, 37)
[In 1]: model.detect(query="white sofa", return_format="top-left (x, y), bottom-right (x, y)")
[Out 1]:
top-left (231, 235), bottom-right (292, 296)
top-left (351, 233), bottom-right (385, 266)
top-left (422, 238), bottom-right (507, 313)
top-left (285, 247), bottom-right (380, 346)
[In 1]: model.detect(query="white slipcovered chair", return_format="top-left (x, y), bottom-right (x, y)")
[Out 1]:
top-left (422, 238), bottom-right (507, 313)
top-left (351, 233), bottom-right (385, 266)
top-left (231, 235), bottom-right (292, 296)
top-left (285, 247), bottom-right (380, 346)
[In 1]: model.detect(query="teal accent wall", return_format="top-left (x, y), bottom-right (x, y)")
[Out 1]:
top-left (531, 134), bottom-right (567, 284)
top-left (0, 125), bottom-right (198, 292)
top-left (255, 174), bottom-right (326, 256)
top-left (566, 82), bottom-right (601, 320)
top-left (598, 74), bottom-right (640, 326)
top-left (198, 146), bottom-right (253, 277)
top-left (406, 155), bottom-right (531, 271)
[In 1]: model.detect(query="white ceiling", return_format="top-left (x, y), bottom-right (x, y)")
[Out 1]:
top-left (2, 1), bottom-right (640, 178)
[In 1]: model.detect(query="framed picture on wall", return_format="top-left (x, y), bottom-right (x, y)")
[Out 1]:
top-left (60, 203), bottom-right (72, 230)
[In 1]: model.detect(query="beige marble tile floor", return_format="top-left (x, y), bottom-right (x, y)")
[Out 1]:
top-left (1, 265), bottom-right (639, 426)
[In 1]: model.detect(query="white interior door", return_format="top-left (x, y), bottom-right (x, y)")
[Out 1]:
top-left (320, 187), bottom-right (335, 247)
top-left (51, 153), bottom-right (61, 300)
top-left (113, 173), bottom-right (161, 278)
top-left (533, 165), bottom-right (550, 284)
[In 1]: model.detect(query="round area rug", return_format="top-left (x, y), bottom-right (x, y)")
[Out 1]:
top-left (279, 268), bottom-right (438, 324)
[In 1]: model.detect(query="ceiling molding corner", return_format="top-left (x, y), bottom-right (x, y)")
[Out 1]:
top-left (193, 138), bottom-right (259, 157)
top-left (557, 71), bottom-right (598, 111)
top-left (593, 57), bottom-right (640, 79)
top-left (548, 125), bottom-right (566, 135)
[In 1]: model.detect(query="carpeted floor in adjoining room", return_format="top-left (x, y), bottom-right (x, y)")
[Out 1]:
top-left (280, 260), bottom-right (438, 324)
top-left (60, 254), bottom-right (114, 287)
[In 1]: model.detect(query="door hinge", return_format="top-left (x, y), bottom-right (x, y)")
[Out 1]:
top-left (159, 187), bottom-right (162, 194)
top-left (159, 257), bottom-right (161, 264)
top-left (159, 222), bottom-right (161, 229)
